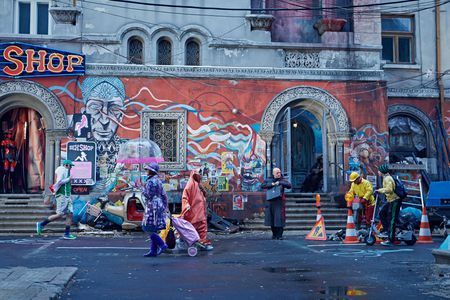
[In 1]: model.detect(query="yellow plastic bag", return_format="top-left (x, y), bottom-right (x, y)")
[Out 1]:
top-left (159, 217), bottom-right (171, 241)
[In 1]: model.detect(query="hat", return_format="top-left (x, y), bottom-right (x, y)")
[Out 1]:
top-left (144, 162), bottom-right (159, 173)
top-left (378, 163), bottom-right (389, 174)
top-left (349, 172), bottom-right (360, 182)
top-left (63, 159), bottom-right (75, 166)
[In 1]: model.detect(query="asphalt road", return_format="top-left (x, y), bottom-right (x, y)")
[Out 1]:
top-left (0, 232), bottom-right (449, 300)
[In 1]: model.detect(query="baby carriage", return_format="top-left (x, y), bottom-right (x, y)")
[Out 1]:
top-left (170, 215), bottom-right (202, 257)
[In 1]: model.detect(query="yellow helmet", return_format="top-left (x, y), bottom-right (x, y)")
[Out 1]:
top-left (349, 172), bottom-right (360, 182)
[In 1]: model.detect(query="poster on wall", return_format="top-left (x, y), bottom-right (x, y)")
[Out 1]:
top-left (72, 113), bottom-right (91, 138)
top-left (67, 141), bottom-right (97, 185)
top-left (232, 194), bottom-right (244, 210)
top-left (221, 152), bottom-right (234, 174)
top-left (217, 176), bottom-right (229, 191)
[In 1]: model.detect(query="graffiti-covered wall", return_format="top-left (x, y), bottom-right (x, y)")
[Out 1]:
top-left (29, 76), bottom-right (390, 216)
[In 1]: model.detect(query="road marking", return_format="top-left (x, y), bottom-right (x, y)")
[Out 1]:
top-left (23, 240), bottom-right (57, 259)
top-left (57, 246), bottom-right (148, 250)
top-left (319, 248), bottom-right (414, 257)
top-left (307, 243), bottom-right (367, 247)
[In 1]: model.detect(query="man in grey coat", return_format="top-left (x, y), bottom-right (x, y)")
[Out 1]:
top-left (261, 167), bottom-right (292, 240)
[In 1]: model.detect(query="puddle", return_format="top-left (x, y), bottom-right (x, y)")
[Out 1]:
top-left (262, 267), bottom-right (312, 273)
top-left (319, 286), bottom-right (367, 299)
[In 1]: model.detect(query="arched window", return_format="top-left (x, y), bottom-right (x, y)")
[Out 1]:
top-left (128, 37), bottom-right (144, 64)
top-left (185, 39), bottom-right (200, 66)
top-left (157, 38), bottom-right (172, 65)
top-left (388, 115), bottom-right (427, 163)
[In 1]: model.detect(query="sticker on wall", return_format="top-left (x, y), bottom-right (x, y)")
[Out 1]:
top-left (217, 176), bottom-right (229, 191)
top-left (233, 194), bottom-right (244, 210)
top-left (72, 113), bottom-right (90, 138)
top-left (221, 152), bottom-right (234, 174)
top-left (255, 135), bottom-right (266, 162)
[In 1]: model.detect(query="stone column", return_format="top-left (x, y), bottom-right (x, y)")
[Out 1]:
top-left (259, 130), bottom-right (274, 178)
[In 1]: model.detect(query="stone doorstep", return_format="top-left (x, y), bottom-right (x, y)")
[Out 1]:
top-left (0, 267), bottom-right (77, 300)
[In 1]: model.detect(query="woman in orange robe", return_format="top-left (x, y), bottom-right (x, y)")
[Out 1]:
top-left (181, 170), bottom-right (211, 246)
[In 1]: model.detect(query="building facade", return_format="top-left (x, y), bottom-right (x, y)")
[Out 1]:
top-left (0, 0), bottom-right (448, 220)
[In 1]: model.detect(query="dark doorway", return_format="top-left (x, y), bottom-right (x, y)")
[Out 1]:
top-left (271, 105), bottom-right (322, 191)
top-left (0, 108), bottom-right (46, 194)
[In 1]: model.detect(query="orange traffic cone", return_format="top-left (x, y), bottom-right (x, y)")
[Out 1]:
top-left (306, 194), bottom-right (327, 240)
top-left (417, 206), bottom-right (433, 243)
top-left (315, 194), bottom-right (323, 221)
top-left (343, 200), bottom-right (359, 244)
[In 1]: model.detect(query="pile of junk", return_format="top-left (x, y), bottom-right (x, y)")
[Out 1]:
top-left (71, 138), bottom-right (239, 235)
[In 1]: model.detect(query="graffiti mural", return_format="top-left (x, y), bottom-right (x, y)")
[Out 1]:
top-left (348, 124), bottom-right (389, 177)
top-left (50, 77), bottom-right (267, 195)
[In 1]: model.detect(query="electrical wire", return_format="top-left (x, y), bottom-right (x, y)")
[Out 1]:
top-left (108, 0), bottom-right (419, 11)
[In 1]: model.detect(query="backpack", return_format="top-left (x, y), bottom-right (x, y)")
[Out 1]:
top-left (393, 176), bottom-right (408, 199)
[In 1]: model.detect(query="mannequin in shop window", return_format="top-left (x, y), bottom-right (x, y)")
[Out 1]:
top-left (1, 130), bottom-right (17, 193)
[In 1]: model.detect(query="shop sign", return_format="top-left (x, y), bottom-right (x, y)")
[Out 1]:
top-left (67, 141), bottom-right (96, 186)
top-left (0, 42), bottom-right (85, 78)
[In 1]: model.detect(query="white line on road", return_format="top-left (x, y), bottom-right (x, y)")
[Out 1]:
top-left (57, 246), bottom-right (148, 250)
top-left (307, 243), bottom-right (367, 247)
top-left (23, 240), bottom-right (56, 259)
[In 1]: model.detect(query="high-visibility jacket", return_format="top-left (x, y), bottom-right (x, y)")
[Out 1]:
top-left (348, 178), bottom-right (375, 206)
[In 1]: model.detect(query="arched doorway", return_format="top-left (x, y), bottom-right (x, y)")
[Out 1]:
top-left (260, 86), bottom-right (350, 192)
top-left (0, 80), bottom-right (68, 195)
top-left (0, 108), bottom-right (45, 193)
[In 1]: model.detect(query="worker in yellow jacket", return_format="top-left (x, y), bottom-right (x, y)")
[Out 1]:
top-left (347, 171), bottom-right (375, 228)
top-left (376, 164), bottom-right (401, 246)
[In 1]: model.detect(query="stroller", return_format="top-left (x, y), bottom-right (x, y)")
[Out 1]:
top-left (170, 215), bottom-right (201, 257)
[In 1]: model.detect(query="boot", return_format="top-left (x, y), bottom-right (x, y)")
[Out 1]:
top-left (143, 235), bottom-right (157, 257)
top-left (151, 233), bottom-right (167, 256)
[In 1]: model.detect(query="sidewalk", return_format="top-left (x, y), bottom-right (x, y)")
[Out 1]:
top-left (0, 266), bottom-right (77, 300)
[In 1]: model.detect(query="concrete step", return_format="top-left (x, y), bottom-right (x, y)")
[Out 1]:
top-left (0, 209), bottom-right (55, 215)
top-left (242, 225), bottom-right (346, 231)
top-left (0, 221), bottom-right (65, 228)
top-left (0, 204), bottom-right (51, 210)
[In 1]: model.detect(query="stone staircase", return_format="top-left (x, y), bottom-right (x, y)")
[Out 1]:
top-left (243, 193), bottom-right (348, 234)
top-left (0, 194), bottom-right (65, 235)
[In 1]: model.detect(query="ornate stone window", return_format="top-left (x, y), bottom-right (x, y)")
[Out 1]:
top-left (128, 37), bottom-right (144, 64)
top-left (141, 110), bottom-right (186, 170)
top-left (185, 39), bottom-right (200, 66)
top-left (157, 38), bottom-right (172, 65)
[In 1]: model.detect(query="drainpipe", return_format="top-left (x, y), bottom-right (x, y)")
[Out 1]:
top-left (435, 0), bottom-right (445, 121)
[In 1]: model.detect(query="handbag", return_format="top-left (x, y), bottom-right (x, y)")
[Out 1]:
top-left (266, 185), bottom-right (282, 201)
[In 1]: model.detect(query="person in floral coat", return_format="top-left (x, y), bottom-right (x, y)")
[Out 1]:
top-left (141, 162), bottom-right (168, 257)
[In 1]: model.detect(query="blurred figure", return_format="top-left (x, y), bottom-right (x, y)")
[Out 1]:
top-left (181, 169), bottom-right (212, 248)
top-left (141, 162), bottom-right (168, 257)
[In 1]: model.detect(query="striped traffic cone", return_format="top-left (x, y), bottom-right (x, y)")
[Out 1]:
top-left (315, 194), bottom-right (323, 221)
top-left (343, 200), bottom-right (359, 244)
top-left (417, 206), bottom-right (433, 243)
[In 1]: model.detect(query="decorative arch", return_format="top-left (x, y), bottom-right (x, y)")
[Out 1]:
top-left (0, 80), bottom-right (67, 129)
top-left (387, 104), bottom-right (436, 160)
top-left (260, 86), bottom-right (350, 141)
top-left (388, 104), bottom-right (432, 126)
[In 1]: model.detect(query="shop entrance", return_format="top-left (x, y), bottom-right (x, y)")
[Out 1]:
top-left (0, 108), bottom-right (46, 194)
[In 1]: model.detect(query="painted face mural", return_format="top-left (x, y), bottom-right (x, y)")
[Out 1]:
top-left (81, 77), bottom-right (125, 142)
top-left (81, 77), bottom-right (126, 179)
